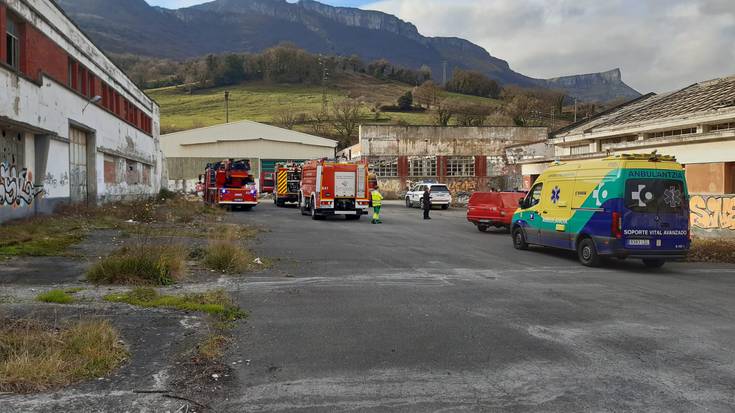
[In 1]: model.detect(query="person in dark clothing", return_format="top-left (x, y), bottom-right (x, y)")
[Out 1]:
top-left (422, 187), bottom-right (432, 220)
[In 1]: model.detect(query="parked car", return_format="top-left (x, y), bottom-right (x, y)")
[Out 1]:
top-left (467, 192), bottom-right (526, 232)
top-left (405, 183), bottom-right (452, 209)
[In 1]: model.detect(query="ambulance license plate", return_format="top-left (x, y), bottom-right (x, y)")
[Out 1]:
top-left (626, 239), bottom-right (650, 247)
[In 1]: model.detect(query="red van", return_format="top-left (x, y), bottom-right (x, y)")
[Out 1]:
top-left (467, 192), bottom-right (526, 232)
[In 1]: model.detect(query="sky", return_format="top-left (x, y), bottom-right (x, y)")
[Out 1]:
top-left (145, 0), bottom-right (735, 93)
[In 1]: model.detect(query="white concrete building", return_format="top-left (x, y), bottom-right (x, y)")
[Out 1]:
top-left (160, 120), bottom-right (337, 192)
top-left (0, 0), bottom-right (163, 222)
top-left (520, 75), bottom-right (735, 236)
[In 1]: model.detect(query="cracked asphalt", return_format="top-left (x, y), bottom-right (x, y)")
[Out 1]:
top-left (220, 200), bottom-right (735, 412)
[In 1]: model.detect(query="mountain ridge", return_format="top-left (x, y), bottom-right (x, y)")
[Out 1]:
top-left (56, 0), bottom-right (641, 102)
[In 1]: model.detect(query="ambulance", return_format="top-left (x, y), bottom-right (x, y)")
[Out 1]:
top-left (512, 153), bottom-right (690, 268)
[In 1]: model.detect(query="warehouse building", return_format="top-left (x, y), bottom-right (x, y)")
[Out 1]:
top-left (0, 0), bottom-right (163, 222)
top-left (161, 120), bottom-right (338, 192)
top-left (357, 125), bottom-right (547, 198)
top-left (520, 74), bottom-right (735, 236)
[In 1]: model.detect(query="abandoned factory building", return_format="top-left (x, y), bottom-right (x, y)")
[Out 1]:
top-left (522, 74), bottom-right (735, 237)
top-left (0, 0), bottom-right (163, 222)
top-left (161, 120), bottom-right (337, 192)
top-left (355, 125), bottom-right (548, 198)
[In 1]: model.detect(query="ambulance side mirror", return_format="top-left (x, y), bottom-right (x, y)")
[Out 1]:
top-left (518, 198), bottom-right (526, 209)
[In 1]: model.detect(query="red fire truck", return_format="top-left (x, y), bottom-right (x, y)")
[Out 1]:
top-left (299, 159), bottom-right (370, 220)
top-left (203, 159), bottom-right (258, 210)
top-left (274, 162), bottom-right (302, 207)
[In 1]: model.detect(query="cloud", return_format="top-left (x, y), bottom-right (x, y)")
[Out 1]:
top-left (145, 0), bottom-right (210, 8)
top-left (363, 0), bottom-right (735, 93)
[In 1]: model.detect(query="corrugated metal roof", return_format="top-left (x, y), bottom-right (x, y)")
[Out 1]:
top-left (161, 120), bottom-right (338, 148)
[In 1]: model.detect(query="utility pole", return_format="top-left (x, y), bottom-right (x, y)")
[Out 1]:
top-left (574, 98), bottom-right (578, 123)
top-left (442, 61), bottom-right (448, 86)
top-left (319, 54), bottom-right (329, 114)
top-left (224, 90), bottom-right (230, 123)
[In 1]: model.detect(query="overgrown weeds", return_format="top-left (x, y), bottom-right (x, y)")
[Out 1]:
top-left (104, 288), bottom-right (248, 321)
top-left (202, 226), bottom-right (253, 273)
top-left (0, 319), bottom-right (127, 394)
top-left (36, 289), bottom-right (76, 304)
top-left (688, 238), bottom-right (735, 263)
top-left (87, 243), bottom-right (187, 285)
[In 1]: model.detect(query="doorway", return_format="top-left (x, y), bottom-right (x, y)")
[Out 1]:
top-left (69, 127), bottom-right (89, 203)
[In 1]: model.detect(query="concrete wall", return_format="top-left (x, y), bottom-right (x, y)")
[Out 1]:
top-left (360, 125), bottom-right (546, 157)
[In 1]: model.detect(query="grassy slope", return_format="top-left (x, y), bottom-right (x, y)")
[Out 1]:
top-left (148, 73), bottom-right (502, 134)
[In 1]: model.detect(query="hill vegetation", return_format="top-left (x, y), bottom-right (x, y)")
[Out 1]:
top-left (139, 45), bottom-right (586, 147)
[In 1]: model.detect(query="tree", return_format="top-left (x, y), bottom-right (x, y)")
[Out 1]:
top-left (309, 111), bottom-right (330, 136)
top-left (454, 103), bottom-right (492, 126)
top-left (331, 99), bottom-right (362, 142)
top-left (276, 108), bottom-right (298, 130)
top-left (445, 69), bottom-right (501, 98)
top-left (414, 81), bottom-right (442, 108)
top-left (433, 100), bottom-right (454, 126)
top-left (397, 91), bottom-right (413, 111)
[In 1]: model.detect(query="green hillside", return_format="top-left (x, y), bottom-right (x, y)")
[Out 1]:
top-left (147, 73), bottom-right (502, 136)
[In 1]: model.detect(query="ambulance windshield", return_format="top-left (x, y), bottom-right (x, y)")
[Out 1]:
top-left (625, 179), bottom-right (685, 214)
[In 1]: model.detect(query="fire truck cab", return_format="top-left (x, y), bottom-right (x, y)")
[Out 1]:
top-left (204, 159), bottom-right (258, 211)
top-left (274, 162), bottom-right (303, 207)
top-left (299, 159), bottom-right (370, 220)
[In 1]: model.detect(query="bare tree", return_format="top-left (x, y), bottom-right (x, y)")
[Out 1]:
top-left (413, 80), bottom-right (442, 108)
top-left (331, 99), bottom-right (362, 140)
top-left (309, 111), bottom-right (330, 136)
top-left (455, 103), bottom-right (492, 126)
top-left (275, 108), bottom-right (298, 130)
top-left (433, 100), bottom-right (454, 126)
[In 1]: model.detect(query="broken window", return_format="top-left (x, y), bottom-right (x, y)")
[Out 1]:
top-left (370, 157), bottom-right (398, 177)
top-left (486, 156), bottom-right (505, 177)
top-left (446, 157), bottom-right (475, 177)
top-left (6, 15), bottom-right (20, 70)
top-left (409, 156), bottom-right (436, 177)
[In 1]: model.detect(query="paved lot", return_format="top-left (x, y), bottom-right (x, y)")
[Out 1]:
top-left (220, 201), bottom-right (735, 412)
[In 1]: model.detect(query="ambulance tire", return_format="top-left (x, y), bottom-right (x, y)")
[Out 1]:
top-left (512, 227), bottom-right (529, 250)
top-left (643, 259), bottom-right (666, 269)
top-left (577, 237), bottom-right (601, 267)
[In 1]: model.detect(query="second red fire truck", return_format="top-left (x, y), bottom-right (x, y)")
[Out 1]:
top-left (203, 159), bottom-right (258, 210)
top-left (299, 159), bottom-right (370, 220)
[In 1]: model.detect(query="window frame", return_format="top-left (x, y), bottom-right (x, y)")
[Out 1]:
top-left (446, 156), bottom-right (476, 177)
top-left (5, 14), bottom-right (20, 70)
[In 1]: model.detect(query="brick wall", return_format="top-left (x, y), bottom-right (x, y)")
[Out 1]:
top-left (22, 23), bottom-right (67, 84)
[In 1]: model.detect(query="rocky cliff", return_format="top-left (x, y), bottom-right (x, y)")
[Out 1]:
top-left (57, 0), bottom-right (640, 102)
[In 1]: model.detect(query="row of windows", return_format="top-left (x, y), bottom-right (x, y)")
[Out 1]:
top-left (369, 157), bottom-right (478, 178)
top-left (651, 127), bottom-right (697, 139)
top-left (710, 122), bottom-right (735, 132)
top-left (68, 58), bottom-right (153, 135)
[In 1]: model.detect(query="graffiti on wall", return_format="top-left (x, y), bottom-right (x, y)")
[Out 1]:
top-left (0, 162), bottom-right (44, 207)
top-left (690, 195), bottom-right (735, 230)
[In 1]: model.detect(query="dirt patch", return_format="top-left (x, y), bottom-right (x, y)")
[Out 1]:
top-left (688, 238), bottom-right (735, 263)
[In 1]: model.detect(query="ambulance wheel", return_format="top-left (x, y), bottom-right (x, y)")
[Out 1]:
top-left (643, 259), bottom-right (665, 269)
top-left (577, 238), bottom-right (601, 267)
top-left (512, 227), bottom-right (529, 250)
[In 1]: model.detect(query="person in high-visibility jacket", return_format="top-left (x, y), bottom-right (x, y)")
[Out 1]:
top-left (371, 186), bottom-right (383, 224)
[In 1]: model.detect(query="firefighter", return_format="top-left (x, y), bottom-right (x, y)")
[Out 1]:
top-left (422, 187), bottom-right (432, 220)
top-left (371, 185), bottom-right (383, 224)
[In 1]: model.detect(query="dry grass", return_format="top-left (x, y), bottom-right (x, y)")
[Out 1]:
top-left (196, 335), bottom-right (231, 361)
top-left (0, 319), bottom-right (127, 394)
top-left (104, 288), bottom-right (248, 321)
top-left (202, 226), bottom-right (254, 273)
top-left (87, 243), bottom-right (188, 286)
top-left (688, 238), bottom-right (735, 263)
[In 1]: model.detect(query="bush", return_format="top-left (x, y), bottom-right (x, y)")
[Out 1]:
top-left (203, 241), bottom-right (251, 273)
top-left (36, 290), bottom-right (75, 304)
top-left (0, 319), bottom-right (127, 394)
top-left (86, 244), bottom-right (187, 285)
